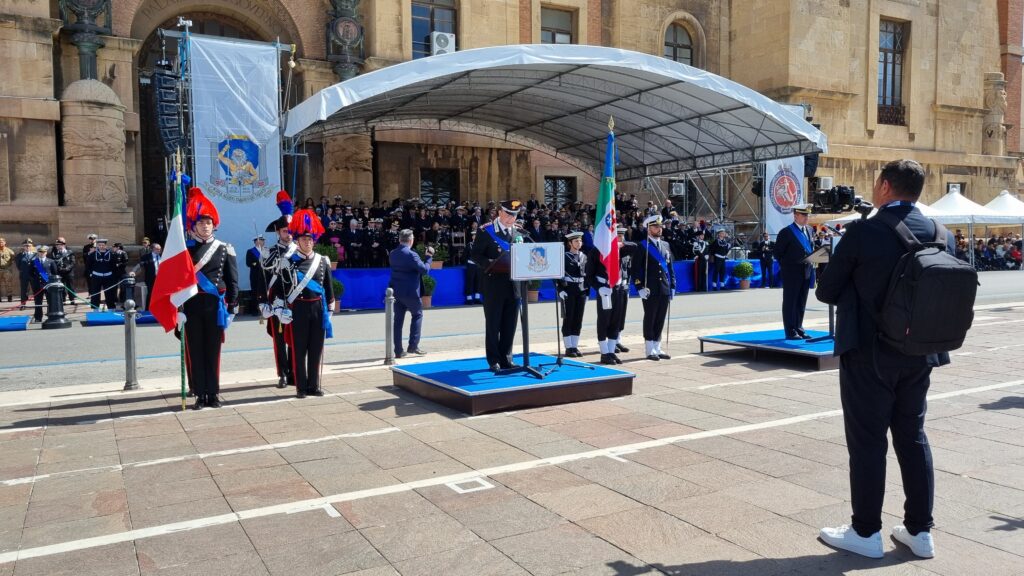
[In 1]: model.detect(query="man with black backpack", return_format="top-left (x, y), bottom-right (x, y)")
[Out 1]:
top-left (815, 159), bottom-right (976, 560)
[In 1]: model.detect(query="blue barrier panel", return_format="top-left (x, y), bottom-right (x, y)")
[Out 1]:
top-left (332, 259), bottom-right (781, 310)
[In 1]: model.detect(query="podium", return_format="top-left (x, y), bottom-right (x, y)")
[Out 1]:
top-left (803, 245), bottom-right (834, 343)
top-left (496, 242), bottom-right (565, 379)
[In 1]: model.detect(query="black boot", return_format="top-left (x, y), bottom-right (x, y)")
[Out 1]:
top-left (309, 388), bottom-right (325, 397)
top-left (615, 343), bottom-right (629, 353)
top-left (276, 377), bottom-right (287, 389)
top-left (207, 395), bottom-right (222, 408)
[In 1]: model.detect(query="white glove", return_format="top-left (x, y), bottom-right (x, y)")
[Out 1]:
top-left (668, 291), bottom-right (675, 301)
top-left (259, 303), bottom-right (273, 319)
top-left (259, 246), bottom-right (269, 259)
top-left (226, 314), bottom-right (235, 329)
top-left (177, 312), bottom-right (187, 326)
top-left (277, 307), bottom-right (293, 325)
top-left (426, 246), bottom-right (435, 257)
top-left (598, 287), bottom-right (612, 298)
top-left (328, 301), bottom-right (335, 312)
top-left (558, 291), bottom-right (568, 301)
top-left (639, 288), bottom-right (651, 300)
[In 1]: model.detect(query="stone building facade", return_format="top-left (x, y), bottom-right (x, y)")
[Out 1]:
top-left (0, 0), bottom-right (1021, 244)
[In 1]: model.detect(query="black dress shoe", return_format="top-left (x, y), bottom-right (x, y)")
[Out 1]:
top-left (615, 343), bottom-right (630, 353)
top-left (309, 389), bottom-right (325, 397)
top-left (489, 363), bottom-right (501, 373)
top-left (276, 377), bottom-right (287, 389)
top-left (296, 391), bottom-right (307, 399)
top-left (394, 351), bottom-right (406, 359)
top-left (408, 348), bottom-right (426, 355)
top-left (612, 354), bottom-right (623, 364)
top-left (784, 332), bottom-right (800, 340)
top-left (599, 353), bottom-right (615, 365)
top-left (795, 328), bottom-right (813, 340)
top-left (192, 396), bottom-right (205, 410)
top-left (186, 390), bottom-right (195, 398)
top-left (207, 396), bottom-right (222, 408)
top-left (565, 348), bottom-right (579, 358)
top-left (657, 353), bottom-right (671, 360)
top-left (646, 354), bottom-right (660, 361)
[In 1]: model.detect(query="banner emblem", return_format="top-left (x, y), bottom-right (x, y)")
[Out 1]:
top-left (528, 247), bottom-right (549, 273)
top-left (769, 164), bottom-right (801, 215)
top-left (208, 135), bottom-right (271, 201)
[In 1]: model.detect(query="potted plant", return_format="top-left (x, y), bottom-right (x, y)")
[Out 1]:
top-left (420, 273), bottom-right (437, 308)
top-left (416, 243), bottom-right (448, 269)
top-left (526, 279), bottom-right (541, 303)
top-left (332, 278), bottom-right (344, 312)
top-left (733, 261), bottom-right (754, 290)
top-left (314, 244), bottom-right (340, 270)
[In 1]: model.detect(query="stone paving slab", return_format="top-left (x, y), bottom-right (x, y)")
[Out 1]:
top-left (0, 305), bottom-right (1022, 575)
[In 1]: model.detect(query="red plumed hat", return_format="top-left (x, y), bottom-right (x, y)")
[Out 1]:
top-left (289, 208), bottom-right (325, 241)
top-left (275, 190), bottom-right (294, 221)
top-left (186, 187), bottom-right (220, 230)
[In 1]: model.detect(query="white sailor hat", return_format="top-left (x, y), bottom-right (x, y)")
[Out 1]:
top-left (564, 231), bottom-right (584, 241)
top-left (793, 203), bottom-right (813, 215)
top-left (616, 226), bottom-right (628, 234)
top-left (642, 215), bottom-right (663, 227)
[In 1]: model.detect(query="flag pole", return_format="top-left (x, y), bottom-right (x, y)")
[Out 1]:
top-left (175, 148), bottom-right (187, 412)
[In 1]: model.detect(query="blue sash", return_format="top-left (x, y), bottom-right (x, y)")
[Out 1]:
top-left (296, 271), bottom-right (333, 339)
top-left (640, 240), bottom-right (669, 278)
top-left (196, 271), bottom-right (229, 328)
top-left (789, 223), bottom-right (814, 254)
top-left (485, 225), bottom-right (511, 251)
top-left (33, 259), bottom-right (49, 283)
top-left (248, 247), bottom-right (260, 261)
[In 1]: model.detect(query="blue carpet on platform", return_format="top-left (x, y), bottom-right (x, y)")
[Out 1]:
top-left (702, 329), bottom-right (834, 355)
top-left (333, 260), bottom-right (781, 311)
top-left (84, 311), bottom-right (159, 326)
top-left (0, 316), bottom-right (30, 332)
top-left (393, 353), bottom-right (634, 396)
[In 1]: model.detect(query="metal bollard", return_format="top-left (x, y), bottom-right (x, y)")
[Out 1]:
top-left (123, 277), bottom-right (140, 391)
top-left (384, 287), bottom-right (395, 366)
top-left (42, 276), bottom-right (72, 330)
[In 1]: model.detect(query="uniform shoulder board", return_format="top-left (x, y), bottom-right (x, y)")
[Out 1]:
top-left (482, 223), bottom-right (494, 229)
top-left (225, 244), bottom-right (236, 257)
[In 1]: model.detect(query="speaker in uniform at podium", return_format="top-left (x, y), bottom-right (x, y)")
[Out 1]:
top-left (471, 200), bottom-right (530, 372)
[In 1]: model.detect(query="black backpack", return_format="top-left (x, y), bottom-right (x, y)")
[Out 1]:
top-left (874, 212), bottom-right (978, 355)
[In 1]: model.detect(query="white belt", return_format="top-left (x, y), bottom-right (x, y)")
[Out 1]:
top-left (92, 271), bottom-right (112, 277)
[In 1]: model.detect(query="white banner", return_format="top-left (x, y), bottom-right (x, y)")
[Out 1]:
top-left (189, 34), bottom-right (282, 290)
top-left (763, 156), bottom-right (805, 237)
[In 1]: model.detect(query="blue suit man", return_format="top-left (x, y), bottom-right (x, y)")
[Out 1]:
top-left (389, 229), bottom-right (432, 357)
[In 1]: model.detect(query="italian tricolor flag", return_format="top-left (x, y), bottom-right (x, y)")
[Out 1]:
top-left (594, 126), bottom-right (620, 286)
top-left (150, 177), bottom-right (198, 332)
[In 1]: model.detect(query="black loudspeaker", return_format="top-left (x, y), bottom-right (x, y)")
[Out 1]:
top-left (751, 177), bottom-right (764, 197)
top-left (804, 153), bottom-right (819, 179)
top-left (153, 69), bottom-right (182, 155)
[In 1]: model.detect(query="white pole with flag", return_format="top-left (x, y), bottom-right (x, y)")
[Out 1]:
top-left (594, 117), bottom-right (620, 286)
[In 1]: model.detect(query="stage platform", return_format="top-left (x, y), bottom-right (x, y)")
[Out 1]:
top-left (391, 353), bottom-right (634, 415)
top-left (83, 311), bottom-right (158, 327)
top-left (0, 316), bottom-right (30, 332)
top-left (698, 329), bottom-right (838, 370)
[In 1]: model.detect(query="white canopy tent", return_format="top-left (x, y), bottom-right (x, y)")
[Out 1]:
top-left (984, 190), bottom-right (1024, 271)
top-left (928, 190), bottom-right (1024, 225)
top-left (284, 44), bottom-right (827, 181)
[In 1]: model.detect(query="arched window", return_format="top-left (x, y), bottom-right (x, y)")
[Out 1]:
top-left (664, 23), bottom-right (693, 66)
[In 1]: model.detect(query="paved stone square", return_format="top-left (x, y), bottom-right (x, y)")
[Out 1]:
top-left (0, 304), bottom-right (1022, 575)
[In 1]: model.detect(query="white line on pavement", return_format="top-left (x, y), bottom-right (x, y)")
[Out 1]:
top-left (0, 426), bottom-right (400, 486)
top-left (2, 377), bottom-right (1020, 565)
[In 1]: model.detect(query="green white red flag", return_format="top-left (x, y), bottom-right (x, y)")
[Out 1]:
top-left (594, 125), bottom-right (620, 286)
top-left (150, 176), bottom-right (197, 332)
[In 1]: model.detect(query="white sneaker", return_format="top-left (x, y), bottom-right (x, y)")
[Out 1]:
top-left (819, 525), bottom-right (884, 558)
top-left (892, 525), bottom-right (934, 558)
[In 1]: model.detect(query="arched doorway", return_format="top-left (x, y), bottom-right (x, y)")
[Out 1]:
top-left (136, 13), bottom-right (269, 241)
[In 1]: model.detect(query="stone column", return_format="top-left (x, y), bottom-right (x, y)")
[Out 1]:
top-left (983, 72), bottom-right (1009, 157)
top-left (57, 79), bottom-right (135, 242)
top-left (997, 0), bottom-right (1023, 153)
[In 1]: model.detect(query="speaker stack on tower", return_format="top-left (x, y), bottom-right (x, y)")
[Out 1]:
top-left (153, 68), bottom-right (183, 155)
